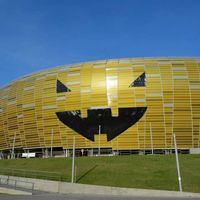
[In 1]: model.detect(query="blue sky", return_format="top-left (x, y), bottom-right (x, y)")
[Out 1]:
top-left (0, 0), bottom-right (200, 87)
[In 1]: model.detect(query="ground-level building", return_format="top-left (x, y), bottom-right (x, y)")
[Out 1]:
top-left (0, 57), bottom-right (200, 158)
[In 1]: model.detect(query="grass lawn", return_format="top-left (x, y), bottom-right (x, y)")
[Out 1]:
top-left (0, 154), bottom-right (200, 193)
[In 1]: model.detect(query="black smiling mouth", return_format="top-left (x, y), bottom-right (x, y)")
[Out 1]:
top-left (56, 72), bottom-right (147, 142)
top-left (56, 107), bottom-right (147, 142)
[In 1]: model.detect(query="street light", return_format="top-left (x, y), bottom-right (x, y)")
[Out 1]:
top-left (173, 133), bottom-right (183, 192)
top-left (50, 129), bottom-right (54, 157)
top-left (11, 132), bottom-right (17, 159)
top-left (98, 125), bottom-right (101, 156)
top-left (71, 136), bottom-right (75, 183)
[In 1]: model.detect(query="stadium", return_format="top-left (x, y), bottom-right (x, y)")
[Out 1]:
top-left (0, 57), bottom-right (200, 158)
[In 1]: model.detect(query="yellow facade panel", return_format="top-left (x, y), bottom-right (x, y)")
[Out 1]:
top-left (0, 58), bottom-right (200, 151)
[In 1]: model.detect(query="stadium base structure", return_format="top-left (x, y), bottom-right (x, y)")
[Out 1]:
top-left (0, 147), bottom-right (198, 159)
top-left (0, 57), bottom-right (200, 158)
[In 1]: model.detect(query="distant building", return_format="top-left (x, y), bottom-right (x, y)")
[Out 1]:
top-left (0, 57), bottom-right (200, 157)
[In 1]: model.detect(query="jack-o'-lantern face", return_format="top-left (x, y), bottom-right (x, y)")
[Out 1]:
top-left (56, 72), bottom-right (147, 142)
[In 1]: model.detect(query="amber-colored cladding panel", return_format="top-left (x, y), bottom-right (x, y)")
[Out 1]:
top-left (0, 58), bottom-right (200, 150)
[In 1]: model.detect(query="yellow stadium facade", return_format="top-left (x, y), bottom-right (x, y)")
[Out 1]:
top-left (0, 57), bottom-right (200, 157)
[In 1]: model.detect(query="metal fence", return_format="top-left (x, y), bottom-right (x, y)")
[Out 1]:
top-left (0, 168), bottom-right (67, 182)
top-left (0, 176), bottom-right (34, 194)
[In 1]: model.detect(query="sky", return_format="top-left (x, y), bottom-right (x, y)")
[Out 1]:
top-left (0, 0), bottom-right (200, 87)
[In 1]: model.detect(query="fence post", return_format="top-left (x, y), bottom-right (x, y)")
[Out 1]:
top-left (32, 183), bottom-right (34, 195)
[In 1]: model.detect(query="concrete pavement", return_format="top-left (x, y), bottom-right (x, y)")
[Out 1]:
top-left (0, 193), bottom-right (200, 200)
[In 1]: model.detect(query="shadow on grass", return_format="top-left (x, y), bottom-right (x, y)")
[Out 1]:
top-left (76, 165), bottom-right (98, 183)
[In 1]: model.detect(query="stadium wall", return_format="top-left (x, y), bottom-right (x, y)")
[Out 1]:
top-left (0, 58), bottom-right (200, 157)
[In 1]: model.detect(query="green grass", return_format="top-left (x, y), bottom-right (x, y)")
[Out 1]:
top-left (0, 154), bottom-right (200, 193)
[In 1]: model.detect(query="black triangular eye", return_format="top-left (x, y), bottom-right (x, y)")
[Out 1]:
top-left (56, 80), bottom-right (71, 93)
top-left (129, 72), bottom-right (146, 87)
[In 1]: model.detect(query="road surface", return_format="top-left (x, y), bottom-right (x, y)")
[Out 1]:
top-left (0, 193), bottom-right (199, 200)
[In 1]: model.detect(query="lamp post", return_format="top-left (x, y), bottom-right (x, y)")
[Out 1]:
top-left (98, 125), bottom-right (101, 156)
top-left (150, 123), bottom-right (153, 155)
top-left (11, 132), bottom-right (17, 159)
top-left (173, 133), bottom-right (182, 192)
top-left (71, 136), bottom-right (75, 183)
top-left (50, 129), bottom-right (54, 157)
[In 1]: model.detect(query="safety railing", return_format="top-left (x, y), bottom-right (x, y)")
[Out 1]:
top-left (0, 168), bottom-right (68, 182)
top-left (0, 176), bottom-right (34, 194)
